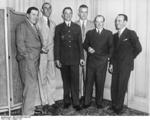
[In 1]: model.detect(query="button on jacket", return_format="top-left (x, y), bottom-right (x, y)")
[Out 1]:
top-left (54, 22), bottom-right (84, 65)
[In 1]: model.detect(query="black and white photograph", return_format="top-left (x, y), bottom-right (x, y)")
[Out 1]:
top-left (0, 0), bottom-right (149, 119)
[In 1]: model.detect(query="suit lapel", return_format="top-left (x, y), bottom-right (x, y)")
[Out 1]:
top-left (119, 28), bottom-right (128, 41)
top-left (25, 19), bottom-right (40, 40)
top-left (86, 20), bottom-right (91, 30)
top-left (76, 20), bottom-right (81, 26)
top-left (117, 28), bottom-right (128, 48)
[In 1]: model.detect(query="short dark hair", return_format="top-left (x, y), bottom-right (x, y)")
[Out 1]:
top-left (63, 7), bottom-right (73, 14)
top-left (118, 14), bottom-right (128, 21)
top-left (26, 7), bottom-right (39, 14)
top-left (79, 4), bottom-right (88, 9)
top-left (42, 2), bottom-right (51, 10)
top-left (94, 15), bottom-right (105, 22)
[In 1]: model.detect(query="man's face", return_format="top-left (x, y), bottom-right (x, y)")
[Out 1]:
top-left (27, 10), bottom-right (39, 24)
top-left (63, 9), bottom-right (72, 21)
top-left (95, 16), bottom-right (104, 29)
top-left (115, 15), bottom-right (126, 30)
top-left (78, 7), bottom-right (88, 20)
top-left (42, 3), bottom-right (52, 17)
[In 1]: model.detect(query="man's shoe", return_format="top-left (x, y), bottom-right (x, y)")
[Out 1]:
top-left (97, 104), bottom-right (104, 109)
top-left (51, 103), bottom-right (59, 109)
top-left (34, 109), bottom-right (42, 115)
top-left (73, 105), bottom-right (82, 111)
top-left (63, 103), bottom-right (71, 109)
top-left (107, 105), bottom-right (115, 111)
top-left (114, 107), bottom-right (123, 115)
top-left (80, 96), bottom-right (85, 105)
top-left (83, 104), bottom-right (91, 109)
top-left (42, 104), bottom-right (49, 112)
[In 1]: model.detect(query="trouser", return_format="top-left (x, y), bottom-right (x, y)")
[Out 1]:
top-left (84, 63), bottom-right (107, 105)
top-left (111, 64), bottom-right (131, 109)
top-left (19, 58), bottom-right (41, 115)
top-left (60, 65), bottom-right (80, 106)
top-left (79, 50), bottom-right (87, 97)
top-left (38, 54), bottom-right (58, 105)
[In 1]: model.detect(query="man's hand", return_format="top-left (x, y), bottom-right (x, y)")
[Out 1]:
top-left (41, 48), bottom-right (49, 54)
top-left (55, 60), bottom-right (62, 68)
top-left (80, 59), bottom-right (85, 66)
top-left (88, 47), bottom-right (95, 54)
top-left (108, 64), bottom-right (113, 74)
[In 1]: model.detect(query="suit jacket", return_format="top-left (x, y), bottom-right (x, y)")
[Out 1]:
top-left (16, 19), bottom-right (42, 61)
top-left (54, 22), bottom-right (84, 65)
top-left (37, 16), bottom-right (56, 60)
top-left (83, 28), bottom-right (113, 68)
top-left (76, 20), bottom-right (94, 42)
top-left (111, 28), bottom-right (142, 70)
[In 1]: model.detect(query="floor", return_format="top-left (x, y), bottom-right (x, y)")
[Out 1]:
top-left (0, 99), bottom-right (148, 116)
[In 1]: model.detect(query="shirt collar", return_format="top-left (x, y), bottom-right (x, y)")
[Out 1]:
top-left (96, 28), bottom-right (103, 33)
top-left (65, 21), bottom-right (71, 26)
top-left (27, 18), bottom-right (34, 27)
top-left (43, 15), bottom-right (49, 22)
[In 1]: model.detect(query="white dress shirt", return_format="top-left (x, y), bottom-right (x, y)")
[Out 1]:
top-left (65, 21), bottom-right (71, 27)
top-left (96, 28), bottom-right (103, 34)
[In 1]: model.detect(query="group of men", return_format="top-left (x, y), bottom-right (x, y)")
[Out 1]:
top-left (16, 2), bottom-right (142, 116)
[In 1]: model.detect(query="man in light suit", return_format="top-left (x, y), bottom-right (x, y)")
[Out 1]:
top-left (83, 15), bottom-right (113, 109)
top-left (109, 14), bottom-right (142, 114)
top-left (37, 2), bottom-right (62, 112)
top-left (54, 7), bottom-right (84, 111)
top-left (16, 7), bottom-right (42, 115)
top-left (76, 4), bottom-right (94, 101)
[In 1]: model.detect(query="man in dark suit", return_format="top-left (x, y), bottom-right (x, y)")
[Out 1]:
top-left (83, 15), bottom-right (113, 109)
top-left (16, 7), bottom-right (42, 115)
top-left (54, 7), bottom-right (84, 111)
top-left (108, 14), bottom-right (142, 114)
top-left (76, 5), bottom-right (94, 102)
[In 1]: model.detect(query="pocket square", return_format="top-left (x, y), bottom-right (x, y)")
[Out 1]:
top-left (123, 38), bottom-right (128, 41)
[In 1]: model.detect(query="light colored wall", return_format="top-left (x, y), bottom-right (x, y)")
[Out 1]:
top-left (1, 0), bottom-right (96, 24)
top-left (50, 0), bottom-right (96, 24)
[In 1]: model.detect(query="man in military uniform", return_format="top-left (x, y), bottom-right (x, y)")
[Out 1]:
top-left (54, 7), bottom-right (84, 111)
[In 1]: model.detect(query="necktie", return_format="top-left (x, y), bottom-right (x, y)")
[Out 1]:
top-left (99, 30), bottom-right (101, 34)
top-left (82, 21), bottom-right (85, 39)
top-left (47, 18), bottom-right (50, 28)
top-left (118, 31), bottom-right (121, 38)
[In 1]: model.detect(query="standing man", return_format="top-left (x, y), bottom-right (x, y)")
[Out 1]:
top-left (54, 7), bottom-right (84, 111)
top-left (76, 4), bottom-right (94, 100)
top-left (37, 2), bottom-right (62, 110)
top-left (16, 7), bottom-right (42, 115)
top-left (109, 14), bottom-right (142, 114)
top-left (83, 15), bottom-right (113, 109)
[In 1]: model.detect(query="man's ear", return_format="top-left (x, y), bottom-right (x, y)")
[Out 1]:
top-left (78, 12), bottom-right (80, 17)
top-left (124, 21), bottom-right (127, 26)
top-left (26, 14), bottom-right (29, 18)
top-left (41, 8), bottom-right (43, 13)
top-left (61, 14), bottom-right (64, 19)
